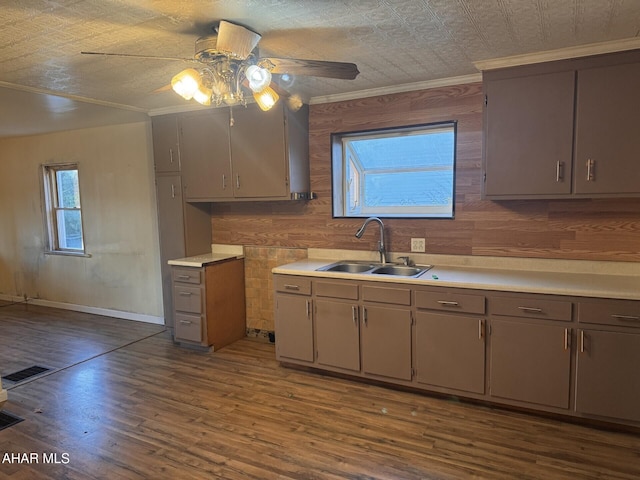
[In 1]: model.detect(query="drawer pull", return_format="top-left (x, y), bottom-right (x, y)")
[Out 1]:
top-left (611, 314), bottom-right (640, 322)
top-left (284, 284), bottom-right (300, 291)
top-left (177, 275), bottom-right (191, 280)
top-left (179, 320), bottom-right (192, 325)
top-left (437, 300), bottom-right (459, 307)
top-left (178, 292), bottom-right (193, 296)
top-left (517, 306), bottom-right (543, 313)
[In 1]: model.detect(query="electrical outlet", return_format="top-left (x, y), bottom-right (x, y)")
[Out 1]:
top-left (411, 238), bottom-right (426, 253)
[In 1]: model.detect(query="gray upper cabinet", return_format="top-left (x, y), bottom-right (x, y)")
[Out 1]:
top-left (483, 49), bottom-right (640, 199)
top-left (152, 115), bottom-right (181, 173)
top-left (179, 102), bottom-right (310, 202)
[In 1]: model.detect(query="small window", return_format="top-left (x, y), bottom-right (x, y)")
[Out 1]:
top-left (42, 163), bottom-right (85, 254)
top-left (332, 122), bottom-right (456, 218)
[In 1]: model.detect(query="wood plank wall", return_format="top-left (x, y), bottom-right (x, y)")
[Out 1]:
top-left (212, 82), bottom-right (640, 263)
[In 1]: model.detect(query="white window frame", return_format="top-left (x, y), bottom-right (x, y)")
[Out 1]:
top-left (331, 122), bottom-right (456, 219)
top-left (42, 163), bottom-right (87, 255)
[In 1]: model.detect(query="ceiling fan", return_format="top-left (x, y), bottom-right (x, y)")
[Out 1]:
top-left (82, 20), bottom-right (360, 111)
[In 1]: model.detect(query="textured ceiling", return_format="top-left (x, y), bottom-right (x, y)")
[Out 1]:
top-left (1, 0), bottom-right (640, 136)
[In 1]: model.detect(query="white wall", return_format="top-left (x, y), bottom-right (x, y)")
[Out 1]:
top-left (0, 121), bottom-right (163, 322)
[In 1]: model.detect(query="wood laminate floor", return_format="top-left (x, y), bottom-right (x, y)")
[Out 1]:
top-left (1, 303), bottom-right (639, 479)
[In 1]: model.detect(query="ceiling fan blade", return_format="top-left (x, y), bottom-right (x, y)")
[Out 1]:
top-left (152, 84), bottom-right (173, 94)
top-left (216, 20), bottom-right (261, 60)
top-left (263, 57), bottom-right (360, 80)
top-left (81, 51), bottom-right (192, 62)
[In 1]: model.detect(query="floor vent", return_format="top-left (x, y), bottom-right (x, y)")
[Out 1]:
top-left (2, 365), bottom-right (51, 383)
top-left (0, 411), bottom-right (24, 431)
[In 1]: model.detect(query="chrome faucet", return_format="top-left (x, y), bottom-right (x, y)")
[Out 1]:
top-left (355, 217), bottom-right (387, 264)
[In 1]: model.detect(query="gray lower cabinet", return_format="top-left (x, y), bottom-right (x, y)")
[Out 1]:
top-left (490, 319), bottom-right (572, 409)
top-left (315, 298), bottom-right (360, 371)
top-left (575, 299), bottom-right (640, 423)
top-left (274, 276), bottom-right (313, 363)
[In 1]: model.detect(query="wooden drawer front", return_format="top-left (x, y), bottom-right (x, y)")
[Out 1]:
top-left (490, 296), bottom-right (572, 322)
top-left (173, 285), bottom-right (202, 313)
top-left (578, 299), bottom-right (640, 328)
top-left (172, 267), bottom-right (202, 285)
top-left (315, 281), bottom-right (359, 300)
top-left (415, 290), bottom-right (485, 315)
top-left (174, 313), bottom-right (203, 343)
top-left (274, 275), bottom-right (312, 295)
top-left (362, 285), bottom-right (411, 306)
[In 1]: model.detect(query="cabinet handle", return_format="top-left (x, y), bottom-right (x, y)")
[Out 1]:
top-left (177, 275), bottom-right (191, 280)
top-left (517, 306), bottom-right (543, 313)
top-left (236, 174), bottom-right (241, 189)
top-left (478, 319), bottom-right (485, 340)
top-left (362, 306), bottom-right (368, 326)
top-left (283, 284), bottom-right (300, 291)
top-left (564, 328), bottom-right (570, 351)
top-left (178, 291), bottom-right (192, 296)
top-left (352, 305), bottom-right (358, 325)
top-left (611, 314), bottom-right (640, 322)
top-left (171, 184), bottom-right (176, 199)
top-left (437, 300), bottom-right (459, 307)
top-left (586, 159), bottom-right (595, 181)
top-left (169, 148), bottom-right (174, 164)
top-left (580, 330), bottom-right (585, 353)
top-left (556, 161), bottom-right (564, 182)
top-left (305, 300), bottom-right (310, 319)
top-left (179, 320), bottom-right (192, 325)
top-left (222, 174), bottom-right (227, 190)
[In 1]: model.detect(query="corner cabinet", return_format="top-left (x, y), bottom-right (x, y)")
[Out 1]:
top-left (483, 49), bottom-right (640, 199)
top-left (180, 103), bottom-right (310, 202)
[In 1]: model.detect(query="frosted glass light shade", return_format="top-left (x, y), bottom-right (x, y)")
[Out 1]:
top-left (171, 68), bottom-right (202, 100)
top-left (253, 85), bottom-right (279, 111)
top-left (246, 65), bottom-right (272, 93)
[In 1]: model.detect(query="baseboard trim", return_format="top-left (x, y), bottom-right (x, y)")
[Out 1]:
top-left (0, 294), bottom-right (164, 325)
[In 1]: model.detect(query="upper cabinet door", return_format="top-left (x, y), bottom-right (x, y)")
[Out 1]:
top-left (483, 70), bottom-right (575, 198)
top-left (180, 110), bottom-right (233, 201)
top-left (574, 62), bottom-right (640, 194)
top-left (152, 115), bottom-right (181, 173)
top-left (229, 103), bottom-right (288, 198)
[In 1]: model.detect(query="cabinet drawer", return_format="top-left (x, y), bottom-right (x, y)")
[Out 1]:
top-left (172, 267), bottom-right (203, 285)
top-left (315, 281), bottom-right (359, 300)
top-left (174, 313), bottom-right (203, 343)
top-left (362, 285), bottom-right (411, 306)
top-left (173, 285), bottom-right (203, 313)
top-left (490, 296), bottom-right (572, 322)
top-left (415, 290), bottom-right (485, 314)
top-left (578, 299), bottom-right (640, 328)
top-left (274, 275), bottom-right (311, 295)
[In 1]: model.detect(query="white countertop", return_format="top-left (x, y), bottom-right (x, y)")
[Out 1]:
top-left (168, 244), bottom-right (244, 267)
top-left (272, 257), bottom-right (640, 300)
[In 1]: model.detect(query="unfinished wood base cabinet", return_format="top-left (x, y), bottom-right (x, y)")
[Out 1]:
top-left (172, 259), bottom-right (246, 350)
top-left (274, 273), bottom-right (640, 428)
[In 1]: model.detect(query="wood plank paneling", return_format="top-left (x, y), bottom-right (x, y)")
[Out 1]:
top-left (211, 82), bottom-right (640, 262)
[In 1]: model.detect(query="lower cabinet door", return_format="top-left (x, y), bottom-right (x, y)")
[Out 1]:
top-left (415, 312), bottom-right (485, 394)
top-left (361, 305), bottom-right (412, 381)
top-left (315, 299), bottom-right (360, 372)
top-left (575, 329), bottom-right (640, 423)
top-left (274, 294), bottom-right (313, 362)
top-left (174, 313), bottom-right (203, 343)
top-left (490, 319), bottom-right (571, 409)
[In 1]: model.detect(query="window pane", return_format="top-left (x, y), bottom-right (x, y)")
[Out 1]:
top-left (56, 209), bottom-right (84, 250)
top-left (334, 122), bottom-right (456, 218)
top-left (56, 169), bottom-right (80, 208)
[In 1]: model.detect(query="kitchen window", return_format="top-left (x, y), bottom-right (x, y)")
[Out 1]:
top-left (42, 163), bottom-right (86, 254)
top-left (331, 121), bottom-right (456, 218)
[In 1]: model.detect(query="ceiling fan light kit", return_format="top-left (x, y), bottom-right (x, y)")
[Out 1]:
top-left (83, 20), bottom-right (359, 113)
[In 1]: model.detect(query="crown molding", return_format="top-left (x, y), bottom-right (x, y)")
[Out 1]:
top-left (308, 73), bottom-right (482, 105)
top-left (474, 37), bottom-right (640, 72)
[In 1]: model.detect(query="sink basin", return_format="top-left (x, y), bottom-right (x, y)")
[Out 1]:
top-left (317, 261), bottom-right (432, 277)
top-left (371, 265), bottom-right (432, 277)
top-left (322, 262), bottom-right (376, 273)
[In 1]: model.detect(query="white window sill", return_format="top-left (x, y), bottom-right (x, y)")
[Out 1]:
top-left (45, 250), bottom-right (92, 258)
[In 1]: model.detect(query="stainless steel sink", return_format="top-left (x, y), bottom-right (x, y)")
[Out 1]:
top-left (371, 265), bottom-right (431, 277)
top-left (317, 261), bottom-right (432, 277)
